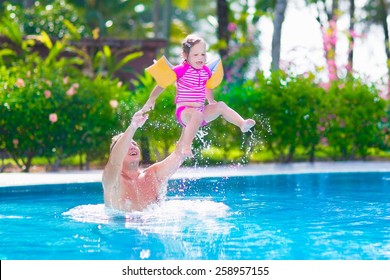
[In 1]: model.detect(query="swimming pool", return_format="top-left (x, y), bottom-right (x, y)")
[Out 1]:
top-left (1, 171), bottom-right (389, 260)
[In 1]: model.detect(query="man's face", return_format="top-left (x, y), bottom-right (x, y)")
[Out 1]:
top-left (124, 140), bottom-right (141, 163)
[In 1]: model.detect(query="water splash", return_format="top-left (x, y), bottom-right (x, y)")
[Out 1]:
top-left (63, 199), bottom-right (232, 236)
top-left (193, 126), bottom-right (213, 167)
top-left (239, 113), bottom-right (271, 163)
top-left (196, 126), bottom-right (210, 147)
top-left (183, 113), bottom-right (273, 167)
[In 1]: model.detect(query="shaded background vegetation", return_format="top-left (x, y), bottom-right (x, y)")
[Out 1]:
top-left (0, 0), bottom-right (389, 172)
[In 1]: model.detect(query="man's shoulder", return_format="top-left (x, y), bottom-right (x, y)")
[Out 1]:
top-left (102, 164), bottom-right (120, 188)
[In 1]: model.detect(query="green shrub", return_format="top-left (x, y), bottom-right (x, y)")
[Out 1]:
top-left (323, 79), bottom-right (387, 160)
top-left (245, 71), bottom-right (325, 162)
top-left (1, 1), bottom-right (89, 39)
top-left (0, 55), bottom-right (132, 171)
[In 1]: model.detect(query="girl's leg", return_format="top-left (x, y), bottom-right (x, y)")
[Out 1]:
top-left (203, 101), bottom-right (255, 132)
top-left (179, 109), bottom-right (204, 157)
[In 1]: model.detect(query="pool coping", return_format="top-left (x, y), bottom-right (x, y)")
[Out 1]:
top-left (0, 161), bottom-right (389, 188)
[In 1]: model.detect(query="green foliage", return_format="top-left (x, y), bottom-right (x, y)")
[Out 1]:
top-left (242, 71), bottom-right (324, 162)
top-left (322, 79), bottom-right (387, 160)
top-left (0, 15), bottom-right (23, 46)
top-left (0, 1), bottom-right (90, 39)
top-left (214, 71), bottom-right (388, 163)
top-left (0, 55), bottom-right (132, 171)
top-left (0, 0), bottom-right (389, 169)
top-left (0, 17), bottom-right (134, 171)
top-left (212, 3), bottom-right (261, 87)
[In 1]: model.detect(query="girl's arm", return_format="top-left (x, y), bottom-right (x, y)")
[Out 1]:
top-left (206, 88), bottom-right (216, 104)
top-left (142, 85), bottom-right (165, 112)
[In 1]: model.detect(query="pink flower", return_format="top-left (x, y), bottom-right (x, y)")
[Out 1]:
top-left (227, 23), bottom-right (237, 32)
top-left (317, 125), bottom-right (326, 132)
top-left (44, 90), bottom-right (51, 98)
top-left (66, 83), bottom-right (79, 96)
top-left (327, 114), bottom-right (335, 120)
top-left (49, 113), bottom-right (58, 123)
top-left (63, 76), bottom-right (69, 84)
top-left (318, 82), bottom-right (330, 90)
top-left (349, 30), bottom-right (360, 38)
top-left (327, 59), bottom-right (336, 67)
top-left (15, 78), bottom-right (25, 88)
top-left (117, 81), bottom-right (123, 87)
top-left (109, 100), bottom-right (118, 108)
top-left (13, 139), bottom-right (19, 146)
top-left (329, 19), bottom-right (337, 31)
top-left (66, 86), bottom-right (77, 96)
top-left (329, 72), bottom-right (338, 81)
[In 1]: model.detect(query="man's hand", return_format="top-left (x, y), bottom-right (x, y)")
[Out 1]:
top-left (131, 110), bottom-right (149, 128)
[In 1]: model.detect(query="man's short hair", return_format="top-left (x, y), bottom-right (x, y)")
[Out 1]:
top-left (110, 133), bottom-right (124, 152)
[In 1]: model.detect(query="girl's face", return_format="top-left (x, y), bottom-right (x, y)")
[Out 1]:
top-left (184, 42), bottom-right (206, 69)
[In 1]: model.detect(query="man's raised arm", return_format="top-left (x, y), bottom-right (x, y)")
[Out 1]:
top-left (102, 111), bottom-right (148, 187)
top-left (145, 130), bottom-right (188, 183)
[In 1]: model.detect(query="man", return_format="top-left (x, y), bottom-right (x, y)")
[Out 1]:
top-left (102, 110), bottom-right (187, 212)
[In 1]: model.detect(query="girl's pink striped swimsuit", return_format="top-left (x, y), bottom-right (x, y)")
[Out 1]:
top-left (173, 62), bottom-right (212, 104)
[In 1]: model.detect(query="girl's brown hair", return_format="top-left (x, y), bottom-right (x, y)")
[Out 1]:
top-left (181, 34), bottom-right (205, 56)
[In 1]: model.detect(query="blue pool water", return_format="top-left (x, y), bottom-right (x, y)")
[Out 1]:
top-left (0, 172), bottom-right (389, 260)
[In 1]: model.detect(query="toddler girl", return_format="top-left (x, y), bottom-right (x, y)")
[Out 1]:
top-left (142, 34), bottom-right (255, 157)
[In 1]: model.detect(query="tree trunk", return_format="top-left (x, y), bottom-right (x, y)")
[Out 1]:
top-left (347, 0), bottom-right (355, 74)
top-left (217, 0), bottom-right (230, 59)
top-left (309, 143), bottom-right (315, 163)
top-left (162, 0), bottom-right (172, 55)
top-left (85, 153), bottom-right (90, 170)
top-left (317, 0), bottom-right (339, 82)
top-left (286, 143), bottom-right (296, 163)
top-left (271, 0), bottom-right (287, 71)
top-left (153, 0), bottom-right (161, 37)
top-left (23, 0), bottom-right (34, 8)
top-left (379, 0), bottom-right (390, 95)
top-left (140, 133), bottom-right (151, 164)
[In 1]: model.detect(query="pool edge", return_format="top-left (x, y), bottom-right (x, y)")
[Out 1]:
top-left (1, 161), bottom-right (389, 188)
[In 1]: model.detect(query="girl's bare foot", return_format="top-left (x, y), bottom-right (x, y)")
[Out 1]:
top-left (240, 119), bottom-right (256, 132)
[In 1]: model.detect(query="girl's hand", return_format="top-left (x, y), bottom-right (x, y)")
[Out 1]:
top-left (141, 100), bottom-right (155, 113)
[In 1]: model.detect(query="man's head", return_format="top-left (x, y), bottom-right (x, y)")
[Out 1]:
top-left (110, 133), bottom-right (124, 152)
top-left (110, 133), bottom-right (141, 163)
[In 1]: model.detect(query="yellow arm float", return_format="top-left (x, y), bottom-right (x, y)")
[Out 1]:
top-left (145, 56), bottom-right (176, 88)
top-left (206, 59), bottom-right (224, 89)
top-left (145, 56), bottom-right (224, 89)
